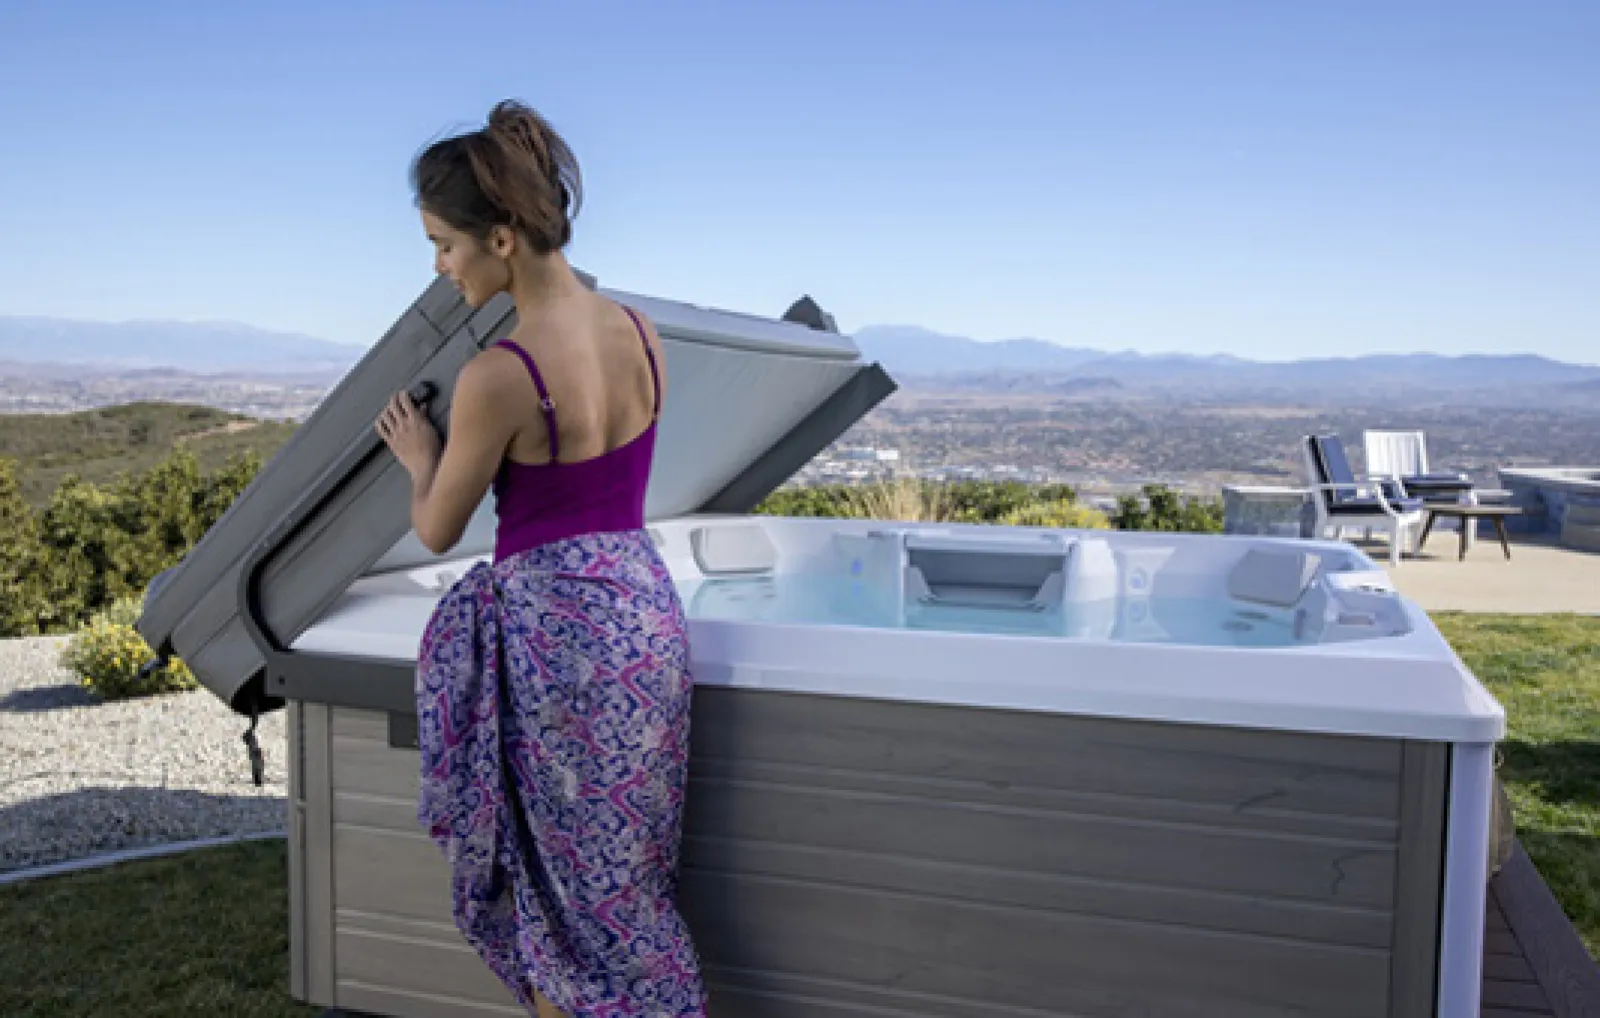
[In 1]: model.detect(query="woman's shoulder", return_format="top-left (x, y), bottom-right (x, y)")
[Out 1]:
top-left (462, 342), bottom-right (535, 402)
top-left (606, 297), bottom-right (657, 340)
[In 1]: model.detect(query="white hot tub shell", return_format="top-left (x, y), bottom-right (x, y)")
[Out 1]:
top-left (138, 276), bottom-right (1503, 1018)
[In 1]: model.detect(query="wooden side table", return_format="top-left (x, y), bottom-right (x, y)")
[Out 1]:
top-left (1417, 505), bottom-right (1523, 561)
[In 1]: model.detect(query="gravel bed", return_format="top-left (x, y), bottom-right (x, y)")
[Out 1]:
top-left (1, 636), bottom-right (288, 874)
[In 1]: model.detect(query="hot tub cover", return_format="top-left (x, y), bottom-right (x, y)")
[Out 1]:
top-left (134, 271), bottom-right (894, 715)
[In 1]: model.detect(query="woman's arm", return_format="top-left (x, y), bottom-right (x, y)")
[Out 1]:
top-left (377, 354), bottom-right (517, 555)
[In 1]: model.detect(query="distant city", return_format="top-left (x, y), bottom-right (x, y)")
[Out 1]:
top-left (9, 364), bottom-right (1598, 513)
top-left (3, 314), bottom-right (1598, 506)
top-left (0, 366), bottom-right (324, 422)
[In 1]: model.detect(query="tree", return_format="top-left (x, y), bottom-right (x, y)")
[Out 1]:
top-left (0, 458), bottom-right (47, 636)
top-left (0, 430), bottom-right (266, 636)
top-left (34, 474), bottom-right (124, 631)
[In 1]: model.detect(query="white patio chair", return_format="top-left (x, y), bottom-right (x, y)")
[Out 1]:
top-left (1363, 430), bottom-right (1431, 485)
top-left (1301, 434), bottom-right (1428, 566)
top-left (1363, 429), bottom-right (1510, 549)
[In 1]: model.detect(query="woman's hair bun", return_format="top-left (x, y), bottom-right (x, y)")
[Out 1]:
top-left (411, 98), bottom-right (582, 254)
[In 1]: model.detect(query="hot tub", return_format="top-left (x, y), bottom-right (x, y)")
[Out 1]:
top-left (282, 518), bottom-right (1501, 1018)
top-left (1497, 466), bottom-right (1600, 548)
top-left (137, 273), bottom-right (1503, 1018)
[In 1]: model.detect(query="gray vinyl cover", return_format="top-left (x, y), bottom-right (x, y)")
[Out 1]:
top-left (134, 272), bottom-right (889, 715)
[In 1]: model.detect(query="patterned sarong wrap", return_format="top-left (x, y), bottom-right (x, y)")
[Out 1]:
top-left (414, 530), bottom-right (710, 1016)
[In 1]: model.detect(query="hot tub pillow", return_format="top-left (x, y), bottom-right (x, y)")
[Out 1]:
top-left (1227, 547), bottom-right (1321, 608)
top-left (690, 523), bottom-right (779, 576)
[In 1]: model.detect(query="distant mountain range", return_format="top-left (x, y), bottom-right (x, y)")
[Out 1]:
top-left (853, 325), bottom-right (1600, 405)
top-left (0, 316), bottom-right (366, 373)
top-left (2, 314), bottom-right (1596, 408)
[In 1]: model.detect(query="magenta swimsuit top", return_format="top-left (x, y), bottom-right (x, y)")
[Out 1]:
top-left (489, 304), bottom-right (660, 564)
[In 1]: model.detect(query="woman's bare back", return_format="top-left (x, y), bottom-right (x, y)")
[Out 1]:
top-left (488, 295), bottom-right (665, 467)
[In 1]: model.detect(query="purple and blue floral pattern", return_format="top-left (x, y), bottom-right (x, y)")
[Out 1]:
top-left (415, 530), bottom-right (709, 1016)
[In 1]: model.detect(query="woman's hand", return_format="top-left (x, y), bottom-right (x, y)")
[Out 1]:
top-left (375, 390), bottom-right (442, 481)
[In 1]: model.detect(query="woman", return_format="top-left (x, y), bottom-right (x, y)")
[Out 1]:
top-left (375, 99), bottom-right (709, 1018)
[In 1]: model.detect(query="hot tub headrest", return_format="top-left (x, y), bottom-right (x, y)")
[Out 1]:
top-left (1226, 547), bottom-right (1322, 608)
top-left (690, 523), bottom-right (779, 576)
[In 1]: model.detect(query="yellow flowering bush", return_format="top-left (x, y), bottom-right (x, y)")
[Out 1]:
top-left (1001, 499), bottom-right (1112, 530)
top-left (59, 597), bottom-right (197, 700)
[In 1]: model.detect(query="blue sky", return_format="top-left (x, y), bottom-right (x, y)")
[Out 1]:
top-left (0, 0), bottom-right (1595, 362)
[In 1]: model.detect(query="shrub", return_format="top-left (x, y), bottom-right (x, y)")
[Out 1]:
top-left (756, 485), bottom-right (859, 519)
top-left (1001, 498), bottom-right (1111, 530)
top-left (944, 481), bottom-right (1079, 524)
top-left (843, 477), bottom-right (960, 523)
top-left (1111, 483), bottom-right (1224, 533)
top-left (758, 479), bottom-right (959, 523)
top-left (757, 479), bottom-right (1085, 525)
top-left (59, 597), bottom-right (197, 701)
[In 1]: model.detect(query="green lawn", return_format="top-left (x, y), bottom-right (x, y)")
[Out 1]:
top-left (0, 838), bottom-right (315, 1018)
top-left (0, 614), bottom-right (1593, 1013)
top-left (1433, 612), bottom-right (1600, 961)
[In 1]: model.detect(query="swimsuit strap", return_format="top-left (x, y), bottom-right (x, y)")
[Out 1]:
top-left (494, 338), bottom-right (560, 462)
top-left (619, 305), bottom-right (661, 419)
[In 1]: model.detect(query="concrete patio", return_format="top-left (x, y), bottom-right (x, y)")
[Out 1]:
top-left (1354, 532), bottom-right (1600, 615)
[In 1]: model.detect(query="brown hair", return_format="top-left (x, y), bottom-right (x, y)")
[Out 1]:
top-left (410, 99), bottom-right (583, 254)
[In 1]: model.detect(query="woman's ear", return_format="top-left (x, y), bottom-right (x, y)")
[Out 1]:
top-left (489, 224), bottom-right (517, 259)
